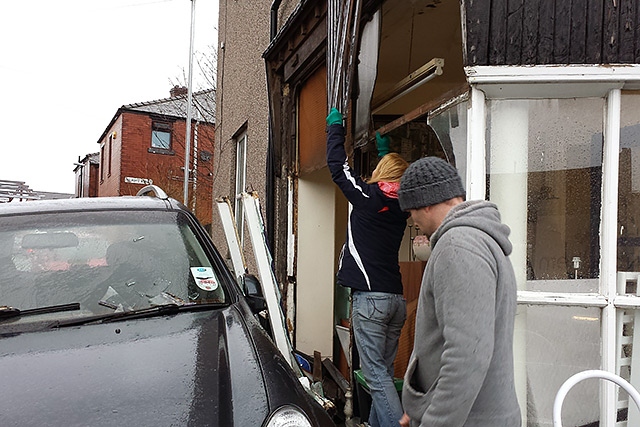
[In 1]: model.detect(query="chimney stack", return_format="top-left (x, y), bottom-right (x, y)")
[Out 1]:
top-left (170, 85), bottom-right (188, 97)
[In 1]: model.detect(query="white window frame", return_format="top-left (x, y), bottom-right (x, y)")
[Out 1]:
top-left (466, 64), bottom-right (640, 427)
top-left (235, 132), bottom-right (248, 245)
top-left (151, 121), bottom-right (172, 150)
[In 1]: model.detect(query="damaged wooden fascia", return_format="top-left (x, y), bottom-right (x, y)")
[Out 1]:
top-left (265, 1), bottom-right (327, 77)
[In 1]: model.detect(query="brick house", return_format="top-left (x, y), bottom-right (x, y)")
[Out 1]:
top-left (94, 87), bottom-right (216, 230)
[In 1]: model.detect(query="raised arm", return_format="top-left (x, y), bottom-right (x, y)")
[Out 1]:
top-left (326, 108), bottom-right (372, 207)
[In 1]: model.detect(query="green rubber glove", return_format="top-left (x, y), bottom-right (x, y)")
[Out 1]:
top-left (326, 108), bottom-right (344, 126)
top-left (376, 132), bottom-right (390, 157)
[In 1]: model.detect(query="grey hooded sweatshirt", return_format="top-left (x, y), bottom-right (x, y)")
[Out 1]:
top-left (402, 200), bottom-right (521, 427)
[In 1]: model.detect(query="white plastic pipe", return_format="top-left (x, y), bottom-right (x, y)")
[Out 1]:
top-left (553, 370), bottom-right (640, 427)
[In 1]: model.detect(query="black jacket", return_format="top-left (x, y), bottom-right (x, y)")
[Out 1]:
top-left (326, 124), bottom-right (408, 294)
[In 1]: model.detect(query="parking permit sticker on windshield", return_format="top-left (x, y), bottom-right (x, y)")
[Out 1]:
top-left (190, 267), bottom-right (219, 291)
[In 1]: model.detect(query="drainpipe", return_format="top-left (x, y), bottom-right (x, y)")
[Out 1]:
top-left (265, 0), bottom-right (282, 252)
top-left (270, 0), bottom-right (282, 40)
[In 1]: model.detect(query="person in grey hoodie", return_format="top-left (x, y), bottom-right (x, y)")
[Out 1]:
top-left (397, 156), bottom-right (521, 427)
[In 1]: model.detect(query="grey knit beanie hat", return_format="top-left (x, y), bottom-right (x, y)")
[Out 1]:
top-left (398, 156), bottom-right (466, 211)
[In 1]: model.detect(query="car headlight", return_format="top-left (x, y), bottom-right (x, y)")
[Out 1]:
top-left (264, 405), bottom-right (313, 427)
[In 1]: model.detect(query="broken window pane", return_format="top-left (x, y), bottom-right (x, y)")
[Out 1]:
top-left (428, 100), bottom-right (468, 186)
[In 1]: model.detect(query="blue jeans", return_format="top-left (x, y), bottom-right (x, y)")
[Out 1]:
top-left (352, 291), bottom-right (406, 427)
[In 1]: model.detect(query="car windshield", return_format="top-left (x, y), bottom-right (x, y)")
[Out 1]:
top-left (0, 209), bottom-right (229, 325)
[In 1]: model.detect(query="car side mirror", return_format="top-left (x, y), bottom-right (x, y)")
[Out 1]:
top-left (242, 273), bottom-right (266, 313)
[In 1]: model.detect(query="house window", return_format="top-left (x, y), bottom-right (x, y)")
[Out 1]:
top-left (151, 121), bottom-right (172, 150)
top-left (100, 146), bottom-right (105, 182)
top-left (75, 165), bottom-right (83, 197)
top-left (235, 132), bottom-right (247, 244)
top-left (107, 134), bottom-right (112, 177)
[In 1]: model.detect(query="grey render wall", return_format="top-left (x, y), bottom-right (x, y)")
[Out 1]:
top-left (214, 0), bottom-right (273, 255)
top-left (213, 0), bottom-right (304, 269)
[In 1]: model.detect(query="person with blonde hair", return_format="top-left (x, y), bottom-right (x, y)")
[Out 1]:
top-left (326, 107), bottom-right (409, 427)
top-left (369, 153), bottom-right (409, 184)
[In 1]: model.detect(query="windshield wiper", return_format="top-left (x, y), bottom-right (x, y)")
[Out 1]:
top-left (52, 303), bottom-right (183, 328)
top-left (53, 301), bottom-right (227, 328)
top-left (98, 301), bottom-right (228, 323)
top-left (0, 303), bottom-right (80, 320)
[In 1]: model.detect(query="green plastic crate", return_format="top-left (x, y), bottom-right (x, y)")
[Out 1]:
top-left (354, 369), bottom-right (403, 393)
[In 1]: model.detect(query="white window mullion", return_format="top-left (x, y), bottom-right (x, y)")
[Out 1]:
top-left (235, 133), bottom-right (248, 245)
top-left (517, 291), bottom-right (607, 307)
top-left (466, 86), bottom-right (486, 200)
top-left (601, 88), bottom-right (621, 427)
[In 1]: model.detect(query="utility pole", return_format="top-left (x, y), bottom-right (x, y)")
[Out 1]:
top-left (183, 0), bottom-right (196, 205)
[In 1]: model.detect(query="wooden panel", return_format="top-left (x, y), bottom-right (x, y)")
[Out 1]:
top-left (298, 65), bottom-right (328, 175)
top-left (570, 0), bottom-right (588, 63)
top-left (586, 0), bottom-right (604, 63)
top-left (537, 0), bottom-right (555, 64)
top-left (393, 261), bottom-right (426, 379)
top-left (399, 261), bottom-right (426, 304)
top-left (393, 297), bottom-right (417, 379)
top-left (464, 0), bottom-right (640, 66)
top-left (464, 0), bottom-right (491, 65)
top-left (635, 0), bottom-right (640, 62)
top-left (554, 0), bottom-right (572, 64)
top-left (603, 0), bottom-right (620, 63)
top-left (489, 0), bottom-right (507, 64)
top-left (505, 0), bottom-right (524, 65)
top-left (619, 0), bottom-right (637, 63)
top-left (522, 0), bottom-right (541, 64)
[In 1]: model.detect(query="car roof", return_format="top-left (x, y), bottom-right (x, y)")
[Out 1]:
top-left (0, 195), bottom-right (186, 216)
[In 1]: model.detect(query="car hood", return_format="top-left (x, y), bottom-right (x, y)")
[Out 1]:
top-left (0, 307), bottom-right (269, 426)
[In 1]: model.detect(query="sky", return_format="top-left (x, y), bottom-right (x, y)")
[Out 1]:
top-left (0, 0), bottom-right (218, 194)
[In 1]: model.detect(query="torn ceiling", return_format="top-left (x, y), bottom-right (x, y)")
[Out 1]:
top-left (373, 0), bottom-right (466, 116)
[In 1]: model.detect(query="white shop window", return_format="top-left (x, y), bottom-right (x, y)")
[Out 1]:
top-left (467, 66), bottom-right (640, 427)
top-left (487, 97), bottom-right (605, 426)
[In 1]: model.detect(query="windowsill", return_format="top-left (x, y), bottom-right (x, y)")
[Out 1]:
top-left (148, 147), bottom-right (175, 155)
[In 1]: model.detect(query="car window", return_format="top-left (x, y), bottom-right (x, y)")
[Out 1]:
top-left (0, 210), bottom-right (229, 321)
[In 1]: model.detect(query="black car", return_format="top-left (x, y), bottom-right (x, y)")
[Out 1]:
top-left (0, 189), bottom-right (335, 427)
